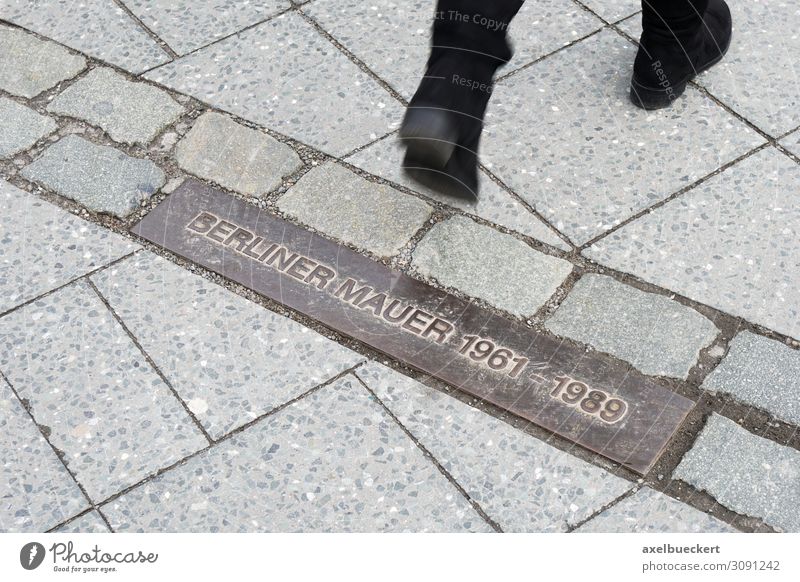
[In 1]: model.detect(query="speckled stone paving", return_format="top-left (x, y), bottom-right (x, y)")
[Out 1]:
top-left (47, 68), bottom-right (184, 145)
top-left (344, 136), bottom-right (570, 251)
top-left (22, 135), bottom-right (166, 218)
top-left (122, 0), bottom-right (290, 56)
top-left (0, 98), bottom-right (57, 158)
top-left (0, 378), bottom-right (87, 533)
top-left (304, 0), bottom-right (601, 100)
top-left (412, 215), bottom-right (573, 317)
top-left (176, 111), bottom-right (302, 197)
top-left (703, 332), bottom-right (800, 427)
top-left (0, 281), bottom-right (208, 501)
top-left (0, 24), bottom-right (86, 98)
top-left (546, 274), bottom-right (719, 379)
top-left (581, 0), bottom-right (640, 22)
top-left (144, 12), bottom-right (402, 156)
top-left (55, 511), bottom-right (110, 533)
top-left (482, 29), bottom-right (763, 245)
top-left (102, 376), bottom-right (491, 532)
top-left (356, 363), bottom-right (631, 532)
top-left (674, 414), bottom-right (800, 533)
top-left (0, 179), bottom-right (138, 314)
top-left (575, 487), bottom-right (736, 533)
top-left (277, 163), bottom-right (432, 258)
top-left (782, 130), bottom-right (800, 158)
top-left (0, 0), bottom-right (170, 74)
top-left (586, 148), bottom-right (800, 341)
top-left (91, 252), bottom-right (364, 439)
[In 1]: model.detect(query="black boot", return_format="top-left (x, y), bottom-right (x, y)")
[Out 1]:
top-left (400, 0), bottom-right (523, 200)
top-left (631, 0), bottom-right (732, 110)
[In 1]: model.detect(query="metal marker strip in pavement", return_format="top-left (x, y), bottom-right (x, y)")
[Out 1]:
top-left (132, 179), bottom-right (695, 474)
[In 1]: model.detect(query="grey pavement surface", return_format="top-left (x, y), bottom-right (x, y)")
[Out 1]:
top-left (546, 274), bottom-right (719, 379)
top-left (575, 487), bottom-right (735, 533)
top-left (675, 415), bottom-right (800, 533)
top-left (278, 163), bottom-right (433, 258)
top-left (702, 331), bottom-right (800, 427)
top-left (412, 215), bottom-right (573, 317)
top-left (47, 68), bottom-right (184, 145)
top-left (1, 0), bottom-right (799, 533)
top-left (0, 97), bottom-right (56, 158)
top-left (22, 135), bottom-right (166, 217)
top-left (176, 111), bottom-right (302, 197)
top-left (92, 252), bottom-right (364, 439)
top-left (0, 23), bottom-right (86, 98)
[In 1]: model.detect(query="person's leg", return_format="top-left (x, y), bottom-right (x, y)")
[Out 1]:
top-left (399, 0), bottom-right (524, 199)
top-left (631, 0), bottom-right (732, 109)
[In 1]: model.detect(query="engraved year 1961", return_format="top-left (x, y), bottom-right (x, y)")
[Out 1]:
top-left (458, 335), bottom-right (529, 378)
top-left (550, 376), bottom-right (628, 424)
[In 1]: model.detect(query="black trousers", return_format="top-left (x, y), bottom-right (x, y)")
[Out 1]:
top-left (429, 0), bottom-right (711, 71)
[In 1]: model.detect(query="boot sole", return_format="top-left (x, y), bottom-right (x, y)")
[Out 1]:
top-left (630, 27), bottom-right (732, 110)
top-left (398, 108), bottom-right (458, 170)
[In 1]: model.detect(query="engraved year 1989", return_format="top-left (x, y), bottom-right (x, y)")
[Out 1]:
top-left (550, 376), bottom-right (628, 424)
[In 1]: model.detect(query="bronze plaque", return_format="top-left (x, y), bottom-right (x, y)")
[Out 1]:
top-left (132, 179), bottom-right (694, 474)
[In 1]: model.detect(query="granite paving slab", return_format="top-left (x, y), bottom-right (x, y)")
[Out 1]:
top-left (0, 378), bottom-right (87, 533)
top-left (54, 511), bottom-right (110, 533)
top-left (356, 363), bottom-right (632, 532)
top-left (176, 111), bottom-right (302, 197)
top-left (586, 147), bottom-right (800, 341)
top-left (0, 281), bottom-right (208, 501)
top-left (620, 2), bottom-right (800, 136)
top-left (0, 24), bottom-right (86, 98)
top-left (674, 414), bottom-right (800, 532)
top-left (345, 137), bottom-right (570, 251)
top-left (546, 274), bottom-right (719, 379)
top-left (0, 98), bottom-right (57, 158)
top-left (702, 331), bottom-right (800, 427)
top-left (21, 135), bottom-right (166, 218)
top-left (91, 252), bottom-right (364, 439)
top-left (580, 0), bottom-right (640, 22)
top-left (144, 13), bottom-right (402, 156)
top-left (575, 487), bottom-right (736, 533)
top-left (782, 130), bottom-right (800, 158)
top-left (121, 0), bottom-right (290, 56)
top-left (277, 163), bottom-right (432, 258)
top-left (412, 215), bottom-right (573, 317)
top-left (102, 376), bottom-right (491, 532)
top-left (304, 0), bottom-right (601, 100)
top-left (482, 29), bottom-right (764, 245)
top-left (0, 0), bottom-right (170, 74)
top-left (0, 179), bottom-right (138, 314)
top-left (47, 68), bottom-right (184, 145)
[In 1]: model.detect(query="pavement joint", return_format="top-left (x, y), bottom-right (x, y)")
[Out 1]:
top-left (352, 372), bottom-right (504, 533)
top-left (84, 277), bottom-right (216, 445)
top-left (111, 0), bottom-right (179, 61)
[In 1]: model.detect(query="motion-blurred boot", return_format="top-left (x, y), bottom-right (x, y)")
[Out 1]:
top-left (400, 0), bottom-right (523, 200)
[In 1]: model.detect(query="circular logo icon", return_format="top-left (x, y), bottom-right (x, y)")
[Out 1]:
top-left (20, 542), bottom-right (46, 570)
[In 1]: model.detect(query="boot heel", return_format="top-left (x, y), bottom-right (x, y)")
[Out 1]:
top-left (630, 77), bottom-right (688, 111)
top-left (399, 108), bottom-right (458, 169)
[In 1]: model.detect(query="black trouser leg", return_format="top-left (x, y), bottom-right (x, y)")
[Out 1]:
top-left (400, 0), bottom-right (524, 199)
